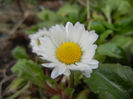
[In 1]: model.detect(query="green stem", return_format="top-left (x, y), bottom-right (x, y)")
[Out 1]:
top-left (39, 88), bottom-right (46, 99)
top-left (103, 6), bottom-right (112, 24)
top-left (69, 71), bottom-right (74, 88)
top-left (106, 12), bottom-right (112, 24)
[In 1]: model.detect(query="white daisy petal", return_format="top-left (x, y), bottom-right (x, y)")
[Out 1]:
top-left (87, 30), bottom-right (98, 44)
top-left (82, 71), bottom-right (92, 78)
top-left (51, 67), bottom-right (60, 79)
top-left (50, 25), bottom-right (67, 46)
top-left (39, 37), bottom-right (56, 56)
top-left (79, 30), bottom-right (98, 50)
top-left (51, 65), bottom-right (66, 79)
top-left (63, 68), bottom-right (70, 76)
top-left (71, 22), bottom-right (85, 43)
top-left (82, 44), bottom-right (97, 59)
top-left (67, 64), bottom-right (78, 70)
top-left (42, 63), bottom-right (56, 68)
top-left (75, 63), bottom-right (90, 70)
top-left (89, 59), bottom-right (99, 65)
top-left (88, 60), bottom-right (99, 69)
top-left (29, 28), bottom-right (49, 55)
top-left (65, 22), bottom-right (73, 34)
top-left (68, 63), bottom-right (93, 78)
top-left (76, 63), bottom-right (93, 77)
top-left (58, 65), bottom-right (67, 75)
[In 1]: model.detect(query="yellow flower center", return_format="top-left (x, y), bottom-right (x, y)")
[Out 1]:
top-left (37, 39), bottom-right (41, 45)
top-left (56, 42), bottom-right (82, 64)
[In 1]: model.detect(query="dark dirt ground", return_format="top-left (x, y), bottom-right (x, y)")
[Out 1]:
top-left (0, 0), bottom-right (65, 98)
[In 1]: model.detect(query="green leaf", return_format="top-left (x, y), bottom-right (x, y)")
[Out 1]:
top-left (74, 71), bottom-right (82, 86)
top-left (97, 43), bottom-right (124, 59)
top-left (113, 0), bottom-right (131, 19)
top-left (98, 30), bottom-right (113, 44)
top-left (9, 78), bottom-right (27, 92)
top-left (65, 13), bottom-right (79, 24)
top-left (92, 12), bottom-right (105, 21)
top-left (24, 26), bottom-right (39, 34)
top-left (111, 35), bottom-right (133, 50)
top-left (12, 46), bottom-right (29, 59)
top-left (84, 63), bottom-right (133, 99)
top-left (37, 9), bottom-right (64, 28)
top-left (110, 35), bottom-right (133, 64)
top-left (76, 90), bottom-right (89, 99)
top-left (90, 21), bottom-right (105, 34)
top-left (101, 3), bottom-right (112, 24)
top-left (7, 83), bottom-right (30, 99)
top-left (46, 77), bottom-right (57, 89)
top-left (57, 4), bottom-right (80, 24)
top-left (114, 14), bottom-right (133, 34)
top-left (57, 4), bottom-right (79, 17)
top-left (38, 9), bottom-right (60, 21)
top-left (95, 53), bottom-right (106, 63)
top-left (127, 0), bottom-right (133, 6)
top-left (51, 95), bottom-right (61, 99)
top-left (37, 21), bottom-right (63, 28)
top-left (65, 88), bottom-right (75, 99)
top-left (91, 0), bottom-right (132, 24)
top-left (11, 59), bottom-right (46, 87)
top-left (102, 21), bottom-right (115, 30)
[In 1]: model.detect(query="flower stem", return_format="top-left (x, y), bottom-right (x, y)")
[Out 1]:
top-left (69, 71), bottom-right (74, 88)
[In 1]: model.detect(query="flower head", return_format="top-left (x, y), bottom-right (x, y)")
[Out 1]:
top-left (30, 22), bottom-right (99, 79)
top-left (29, 28), bottom-right (49, 55)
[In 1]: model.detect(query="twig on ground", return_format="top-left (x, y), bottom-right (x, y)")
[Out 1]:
top-left (6, 83), bottom-right (30, 99)
top-left (0, 75), bottom-right (15, 85)
top-left (86, 0), bottom-right (91, 30)
top-left (0, 10), bottom-right (31, 35)
top-left (10, 11), bottom-right (30, 34)
top-left (78, 0), bottom-right (86, 6)
top-left (0, 75), bottom-right (15, 98)
top-left (0, 27), bottom-right (11, 34)
top-left (13, 0), bottom-right (24, 15)
top-left (70, 0), bottom-right (75, 4)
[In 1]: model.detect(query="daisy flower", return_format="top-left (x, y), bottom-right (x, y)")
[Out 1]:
top-left (30, 22), bottom-right (99, 79)
top-left (29, 28), bottom-right (49, 55)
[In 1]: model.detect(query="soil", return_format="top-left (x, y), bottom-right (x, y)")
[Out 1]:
top-left (0, 0), bottom-right (64, 98)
